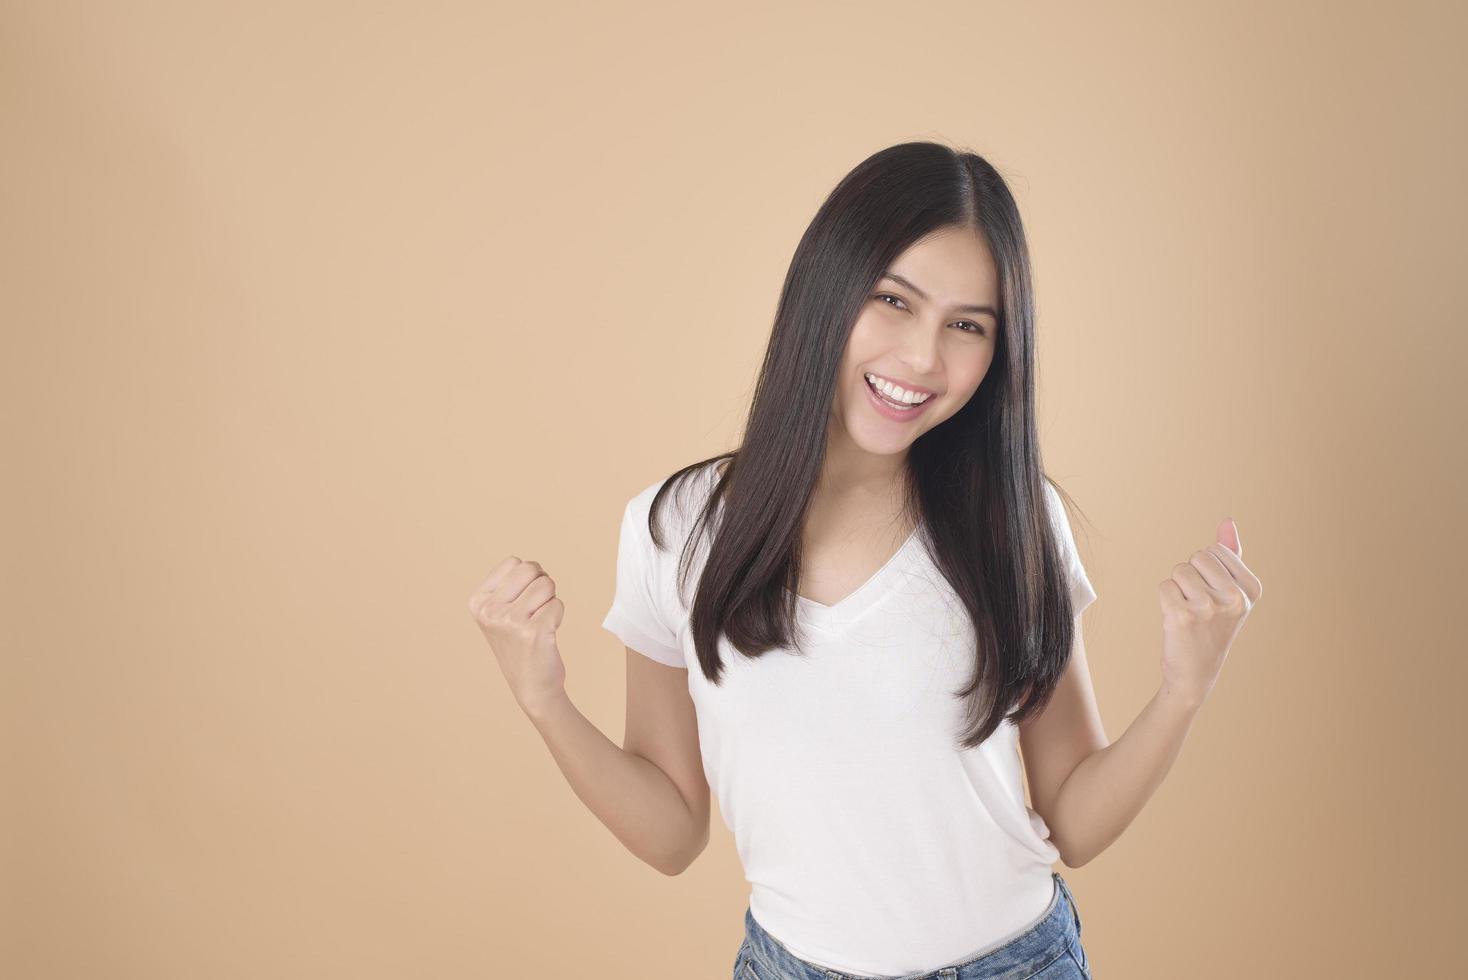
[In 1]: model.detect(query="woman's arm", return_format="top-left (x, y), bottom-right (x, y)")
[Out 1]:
top-left (523, 682), bottom-right (707, 877)
top-left (1033, 684), bottom-right (1203, 868)
top-left (1021, 522), bottom-right (1261, 868)
top-left (469, 555), bottom-right (707, 876)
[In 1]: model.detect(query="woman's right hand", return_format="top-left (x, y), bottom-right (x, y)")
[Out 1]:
top-left (468, 556), bottom-right (567, 715)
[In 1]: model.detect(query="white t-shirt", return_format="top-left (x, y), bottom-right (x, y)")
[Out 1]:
top-left (600, 463), bottom-right (1098, 977)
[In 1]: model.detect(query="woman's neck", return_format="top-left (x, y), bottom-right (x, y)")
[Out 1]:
top-left (809, 447), bottom-right (913, 542)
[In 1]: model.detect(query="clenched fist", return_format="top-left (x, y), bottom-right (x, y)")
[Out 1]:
top-left (468, 556), bottom-right (567, 715)
top-left (1158, 518), bottom-right (1262, 706)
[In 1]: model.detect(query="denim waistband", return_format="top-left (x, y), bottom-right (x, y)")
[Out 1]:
top-left (740, 871), bottom-right (1082, 980)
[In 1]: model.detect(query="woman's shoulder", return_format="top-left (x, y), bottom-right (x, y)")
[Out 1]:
top-left (626, 456), bottom-right (725, 509)
top-left (623, 455), bottom-right (730, 550)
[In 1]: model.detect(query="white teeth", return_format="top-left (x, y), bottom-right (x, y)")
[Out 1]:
top-left (864, 372), bottom-right (932, 405)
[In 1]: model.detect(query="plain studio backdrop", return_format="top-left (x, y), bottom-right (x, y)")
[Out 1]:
top-left (3, 1), bottom-right (1464, 977)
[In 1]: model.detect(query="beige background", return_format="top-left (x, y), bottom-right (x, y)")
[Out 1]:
top-left (3, 1), bottom-right (1464, 976)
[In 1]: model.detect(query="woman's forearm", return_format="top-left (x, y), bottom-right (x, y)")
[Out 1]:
top-left (1047, 518), bottom-right (1261, 867)
top-left (1047, 686), bottom-right (1204, 868)
top-left (522, 692), bottom-right (703, 876)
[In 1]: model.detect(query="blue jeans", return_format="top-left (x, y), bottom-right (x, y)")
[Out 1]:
top-left (732, 871), bottom-right (1092, 979)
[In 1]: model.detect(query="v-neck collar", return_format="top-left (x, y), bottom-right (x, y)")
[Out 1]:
top-left (790, 525), bottom-right (923, 631)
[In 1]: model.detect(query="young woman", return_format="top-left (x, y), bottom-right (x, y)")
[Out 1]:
top-left (470, 142), bottom-right (1261, 979)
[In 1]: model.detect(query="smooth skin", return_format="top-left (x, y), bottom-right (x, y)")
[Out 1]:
top-left (467, 553), bottom-right (708, 875)
top-left (469, 223), bottom-right (1261, 874)
top-left (798, 224), bottom-right (1000, 603)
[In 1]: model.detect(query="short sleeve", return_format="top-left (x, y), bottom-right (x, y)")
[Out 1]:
top-left (1044, 482), bottom-right (1098, 616)
top-left (601, 496), bottom-right (687, 668)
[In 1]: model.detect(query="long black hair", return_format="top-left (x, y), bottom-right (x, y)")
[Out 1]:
top-left (642, 140), bottom-right (1090, 750)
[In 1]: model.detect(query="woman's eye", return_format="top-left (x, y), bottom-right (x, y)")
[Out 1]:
top-left (875, 294), bottom-right (987, 337)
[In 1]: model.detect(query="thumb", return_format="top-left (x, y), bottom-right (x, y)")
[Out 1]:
top-left (1218, 517), bottom-right (1241, 557)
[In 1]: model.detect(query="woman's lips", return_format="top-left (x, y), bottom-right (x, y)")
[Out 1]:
top-left (863, 375), bottom-right (936, 422)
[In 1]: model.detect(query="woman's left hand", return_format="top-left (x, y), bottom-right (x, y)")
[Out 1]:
top-left (1158, 518), bottom-right (1262, 706)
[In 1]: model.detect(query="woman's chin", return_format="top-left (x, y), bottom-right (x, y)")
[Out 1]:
top-left (843, 416), bottom-right (921, 455)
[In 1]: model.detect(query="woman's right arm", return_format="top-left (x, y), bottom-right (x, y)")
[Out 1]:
top-left (522, 651), bottom-right (709, 877)
top-left (469, 555), bottom-right (708, 876)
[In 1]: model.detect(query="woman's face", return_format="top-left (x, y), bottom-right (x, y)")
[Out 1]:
top-left (830, 224), bottom-right (1001, 458)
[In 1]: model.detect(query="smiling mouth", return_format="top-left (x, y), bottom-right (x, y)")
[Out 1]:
top-left (864, 374), bottom-right (932, 410)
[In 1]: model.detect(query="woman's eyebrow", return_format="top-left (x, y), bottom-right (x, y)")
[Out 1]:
top-left (880, 272), bottom-right (996, 317)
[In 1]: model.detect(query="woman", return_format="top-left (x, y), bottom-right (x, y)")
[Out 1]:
top-left (470, 141), bottom-right (1261, 979)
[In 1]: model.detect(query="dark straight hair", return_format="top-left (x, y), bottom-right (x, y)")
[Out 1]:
top-left (643, 140), bottom-right (1089, 751)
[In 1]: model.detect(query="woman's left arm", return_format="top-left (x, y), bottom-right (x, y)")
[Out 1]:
top-left (1021, 519), bottom-right (1263, 868)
